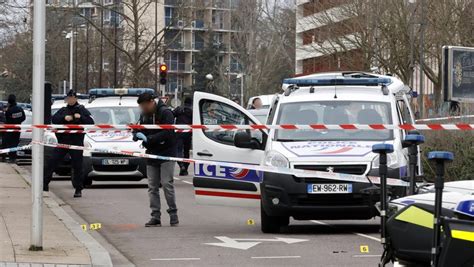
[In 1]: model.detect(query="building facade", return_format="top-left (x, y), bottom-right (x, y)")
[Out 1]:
top-left (162, 0), bottom-right (242, 94)
top-left (295, 0), bottom-right (365, 75)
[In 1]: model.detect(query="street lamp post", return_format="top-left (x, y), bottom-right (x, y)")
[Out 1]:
top-left (237, 73), bottom-right (244, 106)
top-left (30, 0), bottom-right (46, 251)
top-left (66, 31), bottom-right (74, 91)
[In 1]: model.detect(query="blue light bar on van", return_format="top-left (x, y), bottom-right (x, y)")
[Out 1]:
top-left (89, 88), bottom-right (155, 97)
top-left (282, 77), bottom-right (392, 86)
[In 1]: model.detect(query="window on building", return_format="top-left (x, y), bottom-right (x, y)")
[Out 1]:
top-left (165, 7), bottom-right (174, 26)
top-left (230, 56), bottom-right (241, 73)
top-left (166, 74), bottom-right (184, 93)
top-left (165, 52), bottom-right (186, 71)
top-left (212, 10), bottom-right (225, 29)
top-left (164, 30), bottom-right (183, 49)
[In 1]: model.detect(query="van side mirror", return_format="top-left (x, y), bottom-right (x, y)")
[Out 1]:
top-left (234, 131), bottom-right (260, 149)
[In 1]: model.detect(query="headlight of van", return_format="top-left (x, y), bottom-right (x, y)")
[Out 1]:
top-left (371, 153), bottom-right (399, 169)
top-left (264, 150), bottom-right (289, 168)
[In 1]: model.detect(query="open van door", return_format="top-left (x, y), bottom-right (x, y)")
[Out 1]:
top-left (192, 92), bottom-right (267, 207)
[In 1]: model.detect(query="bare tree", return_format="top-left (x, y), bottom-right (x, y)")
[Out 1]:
top-left (75, 0), bottom-right (191, 87)
top-left (230, 0), bottom-right (295, 99)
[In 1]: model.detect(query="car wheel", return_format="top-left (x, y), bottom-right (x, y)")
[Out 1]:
top-left (260, 203), bottom-right (283, 233)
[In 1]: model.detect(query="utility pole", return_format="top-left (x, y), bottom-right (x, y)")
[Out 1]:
top-left (30, 0), bottom-right (45, 251)
top-left (154, 0), bottom-right (158, 93)
top-left (67, 30), bottom-right (74, 90)
top-left (85, 21), bottom-right (90, 91)
top-left (113, 0), bottom-right (118, 88)
top-left (418, 0), bottom-right (425, 118)
top-left (99, 0), bottom-right (103, 88)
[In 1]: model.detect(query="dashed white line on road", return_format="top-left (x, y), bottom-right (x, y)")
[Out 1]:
top-left (174, 177), bottom-right (193, 184)
top-left (251, 256), bottom-right (301, 259)
top-left (311, 220), bottom-right (381, 242)
top-left (150, 258), bottom-right (201, 261)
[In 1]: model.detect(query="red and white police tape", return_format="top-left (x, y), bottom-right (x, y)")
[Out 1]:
top-left (29, 141), bottom-right (408, 187)
top-left (1, 123), bottom-right (473, 131)
top-left (0, 129), bottom-right (190, 133)
top-left (415, 114), bottom-right (474, 122)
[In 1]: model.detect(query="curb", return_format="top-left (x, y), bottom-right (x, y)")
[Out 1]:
top-left (11, 165), bottom-right (114, 267)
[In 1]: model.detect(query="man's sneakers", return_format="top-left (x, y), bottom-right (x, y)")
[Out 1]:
top-left (145, 215), bottom-right (178, 227)
top-left (170, 214), bottom-right (179, 226)
top-left (145, 218), bottom-right (162, 227)
top-left (73, 189), bottom-right (82, 198)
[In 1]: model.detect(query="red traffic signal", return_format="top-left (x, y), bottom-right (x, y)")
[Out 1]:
top-left (159, 64), bottom-right (168, 85)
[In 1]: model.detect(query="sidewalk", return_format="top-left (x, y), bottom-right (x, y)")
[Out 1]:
top-left (0, 163), bottom-right (101, 266)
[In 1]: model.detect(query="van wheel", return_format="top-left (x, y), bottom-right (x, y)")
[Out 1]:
top-left (261, 204), bottom-right (286, 233)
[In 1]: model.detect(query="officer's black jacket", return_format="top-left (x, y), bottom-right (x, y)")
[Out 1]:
top-left (138, 100), bottom-right (177, 163)
top-left (52, 102), bottom-right (94, 145)
top-left (5, 104), bottom-right (26, 124)
top-left (173, 104), bottom-right (193, 125)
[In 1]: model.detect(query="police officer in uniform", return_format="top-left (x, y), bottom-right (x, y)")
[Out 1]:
top-left (173, 97), bottom-right (192, 176)
top-left (43, 90), bottom-right (94, 197)
top-left (134, 93), bottom-right (178, 227)
top-left (3, 94), bottom-right (25, 163)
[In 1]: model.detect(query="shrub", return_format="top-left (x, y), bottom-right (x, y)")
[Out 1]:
top-left (421, 131), bottom-right (474, 181)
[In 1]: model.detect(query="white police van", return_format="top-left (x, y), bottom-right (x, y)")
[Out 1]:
top-left (81, 88), bottom-right (151, 186)
top-left (192, 72), bottom-right (420, 233)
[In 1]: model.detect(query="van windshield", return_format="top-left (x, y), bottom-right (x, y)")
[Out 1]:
top-left (89, 107), bottom-right (140, 124)
top-left (276, 101), bottom-right (393, 141)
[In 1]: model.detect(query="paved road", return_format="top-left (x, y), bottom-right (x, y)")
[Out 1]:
top-left (44, 165), bottom-right (384, 267)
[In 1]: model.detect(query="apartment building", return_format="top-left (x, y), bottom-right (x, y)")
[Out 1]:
top-left (295, 0), bottom-right (366, 75)
top-left (162, 0), bottom-right (242, 93)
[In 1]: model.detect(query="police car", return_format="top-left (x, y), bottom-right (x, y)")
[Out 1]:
top-left (81, 88), bottom-right (150, 185)
top-left (192, 72), bottom-right (419, 233)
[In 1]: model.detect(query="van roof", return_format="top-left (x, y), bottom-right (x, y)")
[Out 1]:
top-left (279, 86), bottom-right (393, 104)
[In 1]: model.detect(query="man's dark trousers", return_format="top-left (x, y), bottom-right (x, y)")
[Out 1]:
top-left (44, 148), bottom-right (84, 190)
top-left (177, 132), bottom-right (191, 170)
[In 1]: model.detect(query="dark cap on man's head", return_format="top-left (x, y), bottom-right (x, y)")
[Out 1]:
top-left (137, 92), bottom-right (156, 104)
top-left (66, 90), bottom-right (77, 97)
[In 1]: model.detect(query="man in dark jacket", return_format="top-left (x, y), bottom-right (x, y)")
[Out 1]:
top-left (43, 90), bottom-right (94, 198)
top-left (173, 97), bottom-right (192, 176)
top-left (134, 92), bottom-right (178, 227)
top-left (2, 94), bottom-right (26, 163)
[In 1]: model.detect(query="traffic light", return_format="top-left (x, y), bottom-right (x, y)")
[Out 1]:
top-left (159, 64), bottom-right (168, 85)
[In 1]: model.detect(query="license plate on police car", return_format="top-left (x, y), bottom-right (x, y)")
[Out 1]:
top-left (307, 184), bottom-right (352, 194)
top-left (102, 159), bottom-right (129, 165)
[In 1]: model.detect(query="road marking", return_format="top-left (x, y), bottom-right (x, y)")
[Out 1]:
top-left (353, 255), bottom-right (381, 258)
top-left (311, 220), bottom-right (381, 242)
top-left (174, 177), bottom-right (193, 184)
top-left (150, 258), bottom-right (200, 261)
top-left (205, 236), bottom-right (308, 250)
top-left (251, 256), bottom-right (301, 259)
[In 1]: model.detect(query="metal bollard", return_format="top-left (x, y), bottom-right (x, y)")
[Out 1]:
top-left (427, 151), bottom-right (453, 267)
top-left (372, 144), bottom-right (394, 250)
top-left (402, 134), bottom-right (425, 195)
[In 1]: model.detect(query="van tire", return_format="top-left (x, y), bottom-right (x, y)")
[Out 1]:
top-left (261, 204), bottom-right (285, 233)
